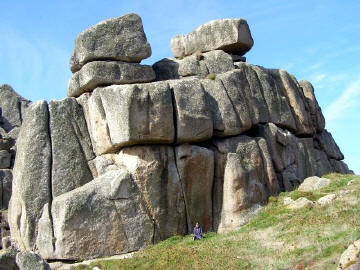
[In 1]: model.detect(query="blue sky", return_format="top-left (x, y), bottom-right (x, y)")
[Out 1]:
top-left (0, 0), bottom-right (359, 173)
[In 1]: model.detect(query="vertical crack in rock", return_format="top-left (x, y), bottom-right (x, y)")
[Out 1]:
top-left (47, 102), bottom-right (56, 253)
top-left (170, 86), bottom-right (178, 144)
top-left (172, 146), bottom-right (189, 234)
top-left (17, 100), bottom-right (23, 124)
top-left (218, 79), bottom-right (243, 130)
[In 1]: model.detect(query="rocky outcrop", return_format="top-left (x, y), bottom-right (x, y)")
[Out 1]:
top-left (6, 13), bottom-right (352, 261)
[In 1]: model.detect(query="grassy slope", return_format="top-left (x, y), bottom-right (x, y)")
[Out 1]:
top-left (72, 174), bottom-right (360, 270)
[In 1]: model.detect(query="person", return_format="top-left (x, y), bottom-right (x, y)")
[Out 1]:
top-left (193, 222), bottom-right (203, 240)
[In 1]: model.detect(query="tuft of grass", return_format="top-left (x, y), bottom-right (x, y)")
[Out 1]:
top-left (194, 50), bottom-right (204, 60)
top-left (70, 173), bottom-right (360, 270)
top-left (207, 73), bottom-right (216, 80)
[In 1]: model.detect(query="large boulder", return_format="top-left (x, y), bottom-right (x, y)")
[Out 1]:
top-left (8, 101), bottom-right (52, 251)
top-left (212, 135), bottom-right (279, 233)
top-left (216, 71), bottom-right (253, 131)
top-left (68, 61), bottom-right (155, 97)
top-left (171, 18), bottom-right (253, 58)
top-left (84, 81), bottom-right (174, 155)
top-left (299, 80), bottom-right (325, 132)
top-left (316, 129), bottom-right (344, 160)
top-left (269, 69), bottom-right (314, 135)
top-left (175, 144), bottom-right (214, 232)
top-left (118, 145), bottom-right (187, 240)
top-left (0, 84), bottom-right (30, 135)
top-left (201, 77), bottom-right (247, 137)
top-left (169, 78), bottom-right (213, 143)
top-left (49, 98), bottom-right (94, 198)
top-left (257, 123), bottom-right (334, 191)
top-left (250, 65), bottom-right (297, 131)
top-left (176, 50), bottom-right (234, 78)
top-left (70, 13), bottom-right (152, 73)
top-left (37, 170), bottom-right (154, 260)
top-left (152, 58), bottom-right (180, 81)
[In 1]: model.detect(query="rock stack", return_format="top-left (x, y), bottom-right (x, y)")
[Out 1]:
top-left (4, 13), bottom-right (351, 261)
top-left (67, 13), bottom-right (156, 98)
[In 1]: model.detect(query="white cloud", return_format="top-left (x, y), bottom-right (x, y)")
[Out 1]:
top-left (324, 78), bottom-right (360, 122)
top-left (310, 73), bottom-right (327, 83)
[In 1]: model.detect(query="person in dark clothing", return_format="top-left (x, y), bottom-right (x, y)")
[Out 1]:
top-left (193, 222), bottom-right (203, 240)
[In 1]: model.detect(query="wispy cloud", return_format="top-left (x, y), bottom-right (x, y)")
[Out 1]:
top-left (324, 78), bottom-right (360, 122)
top-left (310, 73), bottom-right (327, 83)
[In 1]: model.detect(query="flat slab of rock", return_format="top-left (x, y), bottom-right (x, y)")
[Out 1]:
top-left (171, 18), bottom-right (253, 58)
top-left (298, 176), bottom-right (331, 192)
top-left (68, 61), bottom-right (155, 97)
top-left (70, 13), bottom-right (151, 73)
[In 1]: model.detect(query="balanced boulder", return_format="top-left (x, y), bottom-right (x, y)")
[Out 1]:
top-left (171, 18), bottom-right (253, 58)
top-left (70, 13), bottom-right (151, 73)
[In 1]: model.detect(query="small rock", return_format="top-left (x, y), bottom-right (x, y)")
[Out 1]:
top-left (347, 262), bottom-right (360, 270)
top-left (317, 194), bottom-right (337, 206)
top-left (2, 236), bottom-right (12, 249)
top-left (348, 180), bottom-right (355, 186)
top-left (298, 176), bottom-right (331, 192)
top-left (283, 196), bottom-right (294, 206)
top-left (15, 251), bottom-right (51, 270)
top-left (337, 239), bottom-right (360, 269)
top-left (339, 190), bottom-right (352, 196)
top-left (287, 197), bottom-right (314, 210)
top-left (93, 267), bottom-right (101, 270)
top-left (292, 262), bottom-right (305, 270)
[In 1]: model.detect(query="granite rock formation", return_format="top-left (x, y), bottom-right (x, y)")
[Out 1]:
top-left (3, 13), bottom-right (351, 261)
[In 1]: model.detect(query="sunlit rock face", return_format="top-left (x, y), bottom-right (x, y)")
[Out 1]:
top-left (5, 13), bottom-right (351, 260)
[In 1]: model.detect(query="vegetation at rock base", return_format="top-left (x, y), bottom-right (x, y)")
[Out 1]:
top-left (71, 173), bottom-right (360, 270)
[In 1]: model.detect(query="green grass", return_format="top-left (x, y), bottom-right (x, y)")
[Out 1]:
top-left (71, 173), bottom-right (360, 270)
top-left (207, 73), bottom-right (216, 80)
